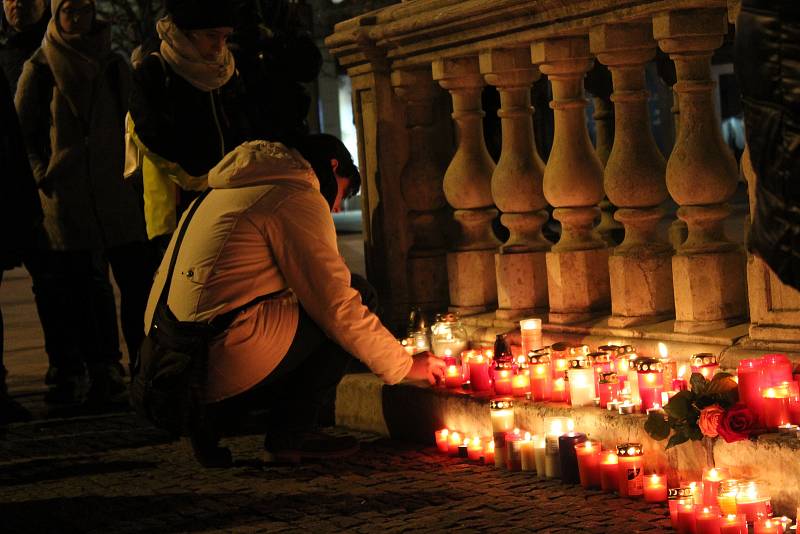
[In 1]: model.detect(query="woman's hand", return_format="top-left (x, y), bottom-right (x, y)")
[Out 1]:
top-left (406, 351), bottom-right (446, 385)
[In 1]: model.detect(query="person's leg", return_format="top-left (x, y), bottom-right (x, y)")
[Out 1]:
top-left (82, 251), bottom-right (126, 408)
top-left (106, 241), bottom-right (155, 363)
top-left (0, 272), bottom-right (31, 423)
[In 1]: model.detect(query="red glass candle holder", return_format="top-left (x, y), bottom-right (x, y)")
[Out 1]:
top-left (738, 358), bottom-right (765, 426)
top-left (636, 358), bottom-right (664, 412)
top-left (575, 440), bottom-right (601, 489)
top-left (669, 487), bottom-right (694, 528)
top-left (762, 384), bottom-right (791, 429)
top-left (528, 351), bottom-right (552, 401)
top-left (493, 362), bottom-right (514, 396)
top-left (599, 451), bottom-right (619, 493)
top-left (598, 372), bottom-right (620, 409)
top-left (467, 352), bottom-right (493, 392)
top-left (691, 353), bottom-right (720, 380)
top-left (616, 443), bottom-right (644, 498)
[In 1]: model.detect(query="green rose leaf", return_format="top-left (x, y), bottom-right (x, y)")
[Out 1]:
top-left (665, 431), bottom-right (690, 450)
top-left (664, 390), bottom-right (694, 421)
top-left (706, 373), bottom-right (738, 395)
top-left (690, 373), bottom-right (708, 395)
top-left (645, 412), bottom-right (671, 441)
top-left (687, 426), bottom-right (704, 441)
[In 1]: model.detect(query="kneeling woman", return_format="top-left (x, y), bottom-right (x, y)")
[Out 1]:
top-left (144, 139), bottom-right (444, 465)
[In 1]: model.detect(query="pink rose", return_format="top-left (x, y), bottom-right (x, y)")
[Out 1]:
top-left (718, 403), bottom-right (757, 443)
top-left (698, 405), bottom-right (725, 438)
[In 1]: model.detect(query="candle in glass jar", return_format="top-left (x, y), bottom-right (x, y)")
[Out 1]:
top-left (551, 374), bottom-right (569, 403)
top-left (695, 506), bottom-right (721, 534)
top-left (483, 439), bottom-right (495, 465)
top-left (520, 432), bottom-right (537, 472)
top-left (444, 365), bottom-right (463, 389)
top-left (457, 437), bottom-right (469, 458)
top-left (489, 398), bottom-right (515, 433)
top-left (669, 488), bottom-right (694, 528)
top-left (702, 467), bottom-right (729, 506)
top-left (520, 318), bottom-right (543, 355)
top-left (544, 417), bottom-right (572, 478)
top-left (467, 436), bottom-right (483, 461)
top-left (719, 514), bottom-right (747, 534)
top-left (644, 474), bottom-right (668, 503)
top-left (558, 431), bottom-right (587, 484)
top-left (567, 359), bottom-right (597, 407)
top-left (762, 385), bottom-right (791, 430)
top-left (467, 352), bottom-right (493, 392)
top-left (738, 358), bottom-right (765, 426)
top-left (528, 351), bottom-right (552, 401)
top-left (511, 367), bottom-right (531, 397)
top-left (753, 517), bottom-right (783, 534)
top-left (691, 353), bottom-right (720, 380)
top-left (736, 481), bottom-right (770, 523)
top-left (505, 429), bottom-right (523, 471)
top-left (493, 432), bottom-right (508, 469)
top-left (788, 382), bottom-right (800, 425)
top-left (435, 428), bottom-right (450, 453)
top-left (533, 435), bottom-right (547, 476)
top-left (762, 354), bottom-right (793, 387)
top-left (673, 365), bottom-right (689, 391)
top-left (659, 342), bottom-right (677, 384)
top-left (717, 480), bottom-right (739, 516)
top-left (575, 440), bottom-right (601, 489)
top-left (448, 431), bottom-right (462, 456)
top-left (598, 372), bottom-right (620, 409)
top-left (616, 443), bottom-right (644, 498)
top-left (636, 358), bottom-right (664, 414)
top-left (550, 342), bottom-right (571, 381)
top-left (600, 451), bottom-right (619, 493)
top-left (494, 363), bottom-right (514, 396)
top-left (589, 351), bottom-right (612, 392)
top-left (676, 500), bottom-right (696, 534)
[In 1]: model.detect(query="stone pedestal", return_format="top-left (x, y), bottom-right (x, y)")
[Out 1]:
top-left (447, 250), bottom-right (497, 313)
top-left (546, 248), bottom-right (611, 324)
top-left (609, 253), bottom-right (674, 327)
top-left (495, 251), bottom-right (548, 319)
top-left (673, 249), bottom-right (747, 333)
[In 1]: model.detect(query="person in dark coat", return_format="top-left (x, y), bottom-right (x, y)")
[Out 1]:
top-left (0, 68), bottom-right (41, 423)
top-left (0, 0), bottom-right (48, 91)
top-left (736, 1), bottom-right (800, 288)
top-left (16, 0), bottom-right (150, 408)
top-left (128, 0), bottom-right (253, 254)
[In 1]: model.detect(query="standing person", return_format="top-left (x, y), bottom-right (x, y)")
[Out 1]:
top-left (15, 0), bottom-right (150, 408)
top-left (1, 0), bottom-right (48, 90)
top-left (128, 0), bottom-right (252, 258)
top-left (0, 68), bottom-right (40, 423)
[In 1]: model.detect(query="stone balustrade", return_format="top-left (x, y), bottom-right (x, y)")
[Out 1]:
top-left (325, 0), bottom-right (800, 359)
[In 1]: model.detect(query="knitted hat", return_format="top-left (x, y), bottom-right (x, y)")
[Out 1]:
top-left (166, 0), bottom-right (234, 30)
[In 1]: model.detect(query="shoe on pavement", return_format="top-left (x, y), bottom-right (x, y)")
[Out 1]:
top-left (188, 435), bottom-right (233, 468)
top-left (263, 431), bottom-right (359, 464)
top-left (82, 363), bottom-right (128, 412)
top-left (44, 375), bottom-right (84, 404)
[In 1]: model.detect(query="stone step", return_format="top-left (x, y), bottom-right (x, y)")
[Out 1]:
top-left (334, 372), bottom-right (800, 517)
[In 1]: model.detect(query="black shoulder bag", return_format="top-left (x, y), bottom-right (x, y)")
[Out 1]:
top-left (130, 190), bottom-right (217, 437)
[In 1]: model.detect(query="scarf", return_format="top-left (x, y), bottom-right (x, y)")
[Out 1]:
top-left (156, 16), bottom-right (234, 92)
top-left (42, 13), bottom-right (110, 123)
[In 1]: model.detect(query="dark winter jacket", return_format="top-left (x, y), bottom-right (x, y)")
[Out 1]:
top-left (15, 23), bottom-right (145, 251)
top-left (0, 10), bottom-right (49, 92)
top-left (736, 0), bottom-right (800, 289)
top-left (0, 69), bottom-right (41, 270)
top-left (129, 54), bottom-right (253, 178)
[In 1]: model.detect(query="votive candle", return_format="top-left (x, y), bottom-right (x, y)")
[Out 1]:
top-left (505, 429), bottom-right (523, 471)
top-left (444, 365), bottom-right (462, 389)
top-left (468, 352), bottom-right (493, 392)
top-left (719, 514), bottom-right (747, 534)
top-left (520, 432), bottom-right (537, 472)
top-left (550, 342), bottom-right (571, 381)
top-left (673, 364), bottom-right (689, 391)
top-left (529, 351), bottom-right (552, 401)
top-left (551, 374), bottom-right (569, 403)
top-left (558, 432), bottom-right (587, 484)
top-left (483, 439), bottom-right (495, 465)
top-left (600, 451), bottom-right (619, 493)
top-left (636, 358), bottom-right (664, 414)
top-left (676, 500), bottom-right (696, 534)
top-left (717, 480), bottom-right (739, 516)
top-left (467, 436), bottom-right (483, 461)
top-left (489, 398), bottom-right (515, 433)
top-left (511, 368), bottom-right (531, 397)
top-left (670, 487), bottom-right (694, 528)
top-left (762, 385), bottom-right (791, 430)
top-left (703, 467), bottom-right (729, 506)
top-left (692, 353), bottom-right (720, 380)
top-left (644, 474), bottom-right (668, 503)
top-left (616, 443), bottom-right (644, 498)
top-left (695, 506), bottom-right (721, 534)
top-left (736, 481), bottom-right (770, 523)
top-left (448, 431), bottom-right (462, 456)
top-left (598, 372), bottom-right (620, 409)
top-left (520, 318), bottom-right (543, 355)
top-left (737, 358), bottom-right (765, 426)
top-left (753, 517), bottom-right (783, 534)
top-left (494, 363), bottom-right (514, 396)
top-left (533, 435), bottom-right (546, 477)
top-left (544, 417), bottom-right (572, 478)
top-left (435, 428), bottom-right (450, 453)
top-left (575, 440), bottom-right (601, 489)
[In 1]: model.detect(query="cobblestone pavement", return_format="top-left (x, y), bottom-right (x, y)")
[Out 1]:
top-left (0, 412), bottom-right (673, 534)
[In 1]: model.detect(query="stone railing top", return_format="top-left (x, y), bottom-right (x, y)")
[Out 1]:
top-left (326, 0), bottom-right (739, 72)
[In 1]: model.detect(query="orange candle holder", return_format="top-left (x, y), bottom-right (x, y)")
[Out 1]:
top-left (720, 514), bottom-right (747, 534)
top-left (644, 474), bottom-right (668, 503)
top-left (528, 351), bottom-right (552, 401)
top-left (616, 443), bottom-right (644, 498)
top-left (762, 385), bottom-right (791, 430)
top-left (434, 428), bottom-right (450, 453)
top-left (575, 440), bottom-right (601, 489)
top-left (599, 451), bottom-right (619, 493)
top-left (467, 436), bottom-right (483, 461)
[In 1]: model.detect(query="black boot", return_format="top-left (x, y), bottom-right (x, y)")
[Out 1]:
top-left (0, 381), bottom-right (31, 424)
top-left (83, 363), bottom-right (128, 412)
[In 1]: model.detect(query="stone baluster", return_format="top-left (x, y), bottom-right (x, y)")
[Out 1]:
top-left (590, 22), bottom-right (674, 327)
top-left (391, 68), bottom-right (450, 313)
top-left (653, 8), bottom-right (746, 333)
top-left (479, 48), bottom-right (550, 319)
top-left (432, 57), bottom-right (500, 314)
top-left (531, 37), bottom-right (609, 324)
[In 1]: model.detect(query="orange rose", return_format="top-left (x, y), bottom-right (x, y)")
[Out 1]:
top-left (698, 405), bottom-right (725, 438)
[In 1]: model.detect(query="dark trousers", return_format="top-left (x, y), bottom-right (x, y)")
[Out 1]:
top-left (212, 306), bottom-right (352, 446)
top-left (0, 272), bottom-right (6, 389)
top-left (24, 242), bottom-right (154, 378)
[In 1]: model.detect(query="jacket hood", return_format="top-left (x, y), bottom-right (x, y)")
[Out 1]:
top-left (208, 140), bottom-right (318, 190)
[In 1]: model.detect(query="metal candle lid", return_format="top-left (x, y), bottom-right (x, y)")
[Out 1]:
top-left (598, 344), bottom-right (620, 354)
top-left (550, 341), bottom-right (572, 353)
top-left (588, 352), bottom-right (611, 364)
top-left (569, 359), bottom-right (592, 369)
top-left (490, 398), bottom-right (514, 410)
top-left (599, 372), bottom-right (618, 384)
top-left (691, 353), bottom-right (718, 366)
top-left (494, 361), bottom-right (514, 372)
top-left (434, 312), bottom-right (460, 324)
top-left (528, 350), bottom-right (551, 364)
top-left (636, 358), bottom-right (664, 373)
top-left (616, 443), bottom-right (643, 457)
top-left (668, 487), bottom-right (693, 500)
top-left (569, 345), bottom-right (590, 357)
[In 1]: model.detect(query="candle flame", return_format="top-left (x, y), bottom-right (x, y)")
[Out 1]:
top-left (744, 482), bottom-right (758, 499)
top-left (451, 431), bottom-right (461, 442)
top-left (476, 354), bottom-right (484, 363)
top-left (650, 474), bottom-right (660, 483)
top-left (447, 365), bottom-right (458, 375)
top-left (416, 339), bottom-right (426, 349)
top-left (487, 440), bottom-right (495, 452)
top-left (627, 446), bottom-right (636, 455)
top-left (440, 428), bottom-right (449, 438)
top-left (517, 355), bottom-right (526, 365)
top-left (513, 428), bottom-right (520, 435)
top-left (444, 348), bottom-right (452, 357)
top-left (726, 514), bottom-right (737, 521)
top-left (567, 419), bottom-right (575, 431)
top-left (535, 366), bottom-right (545, 376)
top-left (604, 452), bottom-right (617, 464)
top-left (485, 350), bottom-right (494, 359)
top-left (520, 318), bottom-right (541, 331)
top-left (550, 420), bottom-right (563, 435)
top-left (658, 342), bottom-right (668, 359)
top-left (703, 507), bottom-right (710, 514)
top-left (708, 468), bottom-right (718, 479)
top-left (463, 437), bottom-right (470, 446)
top-left (585, 441), bottom-right (593, 450)
top-left (678, 365), bottom-right (687, 378)
top-left (524, 431), bottom-right (531, 441)
top-left (471, 436), bottom-right (481, 447)
top-left (765, 387), bottom-right (777, 398)
top-left (644, 373), bottom-right (656, 384)
top-left (500, 370), bottom-right (509, 378)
